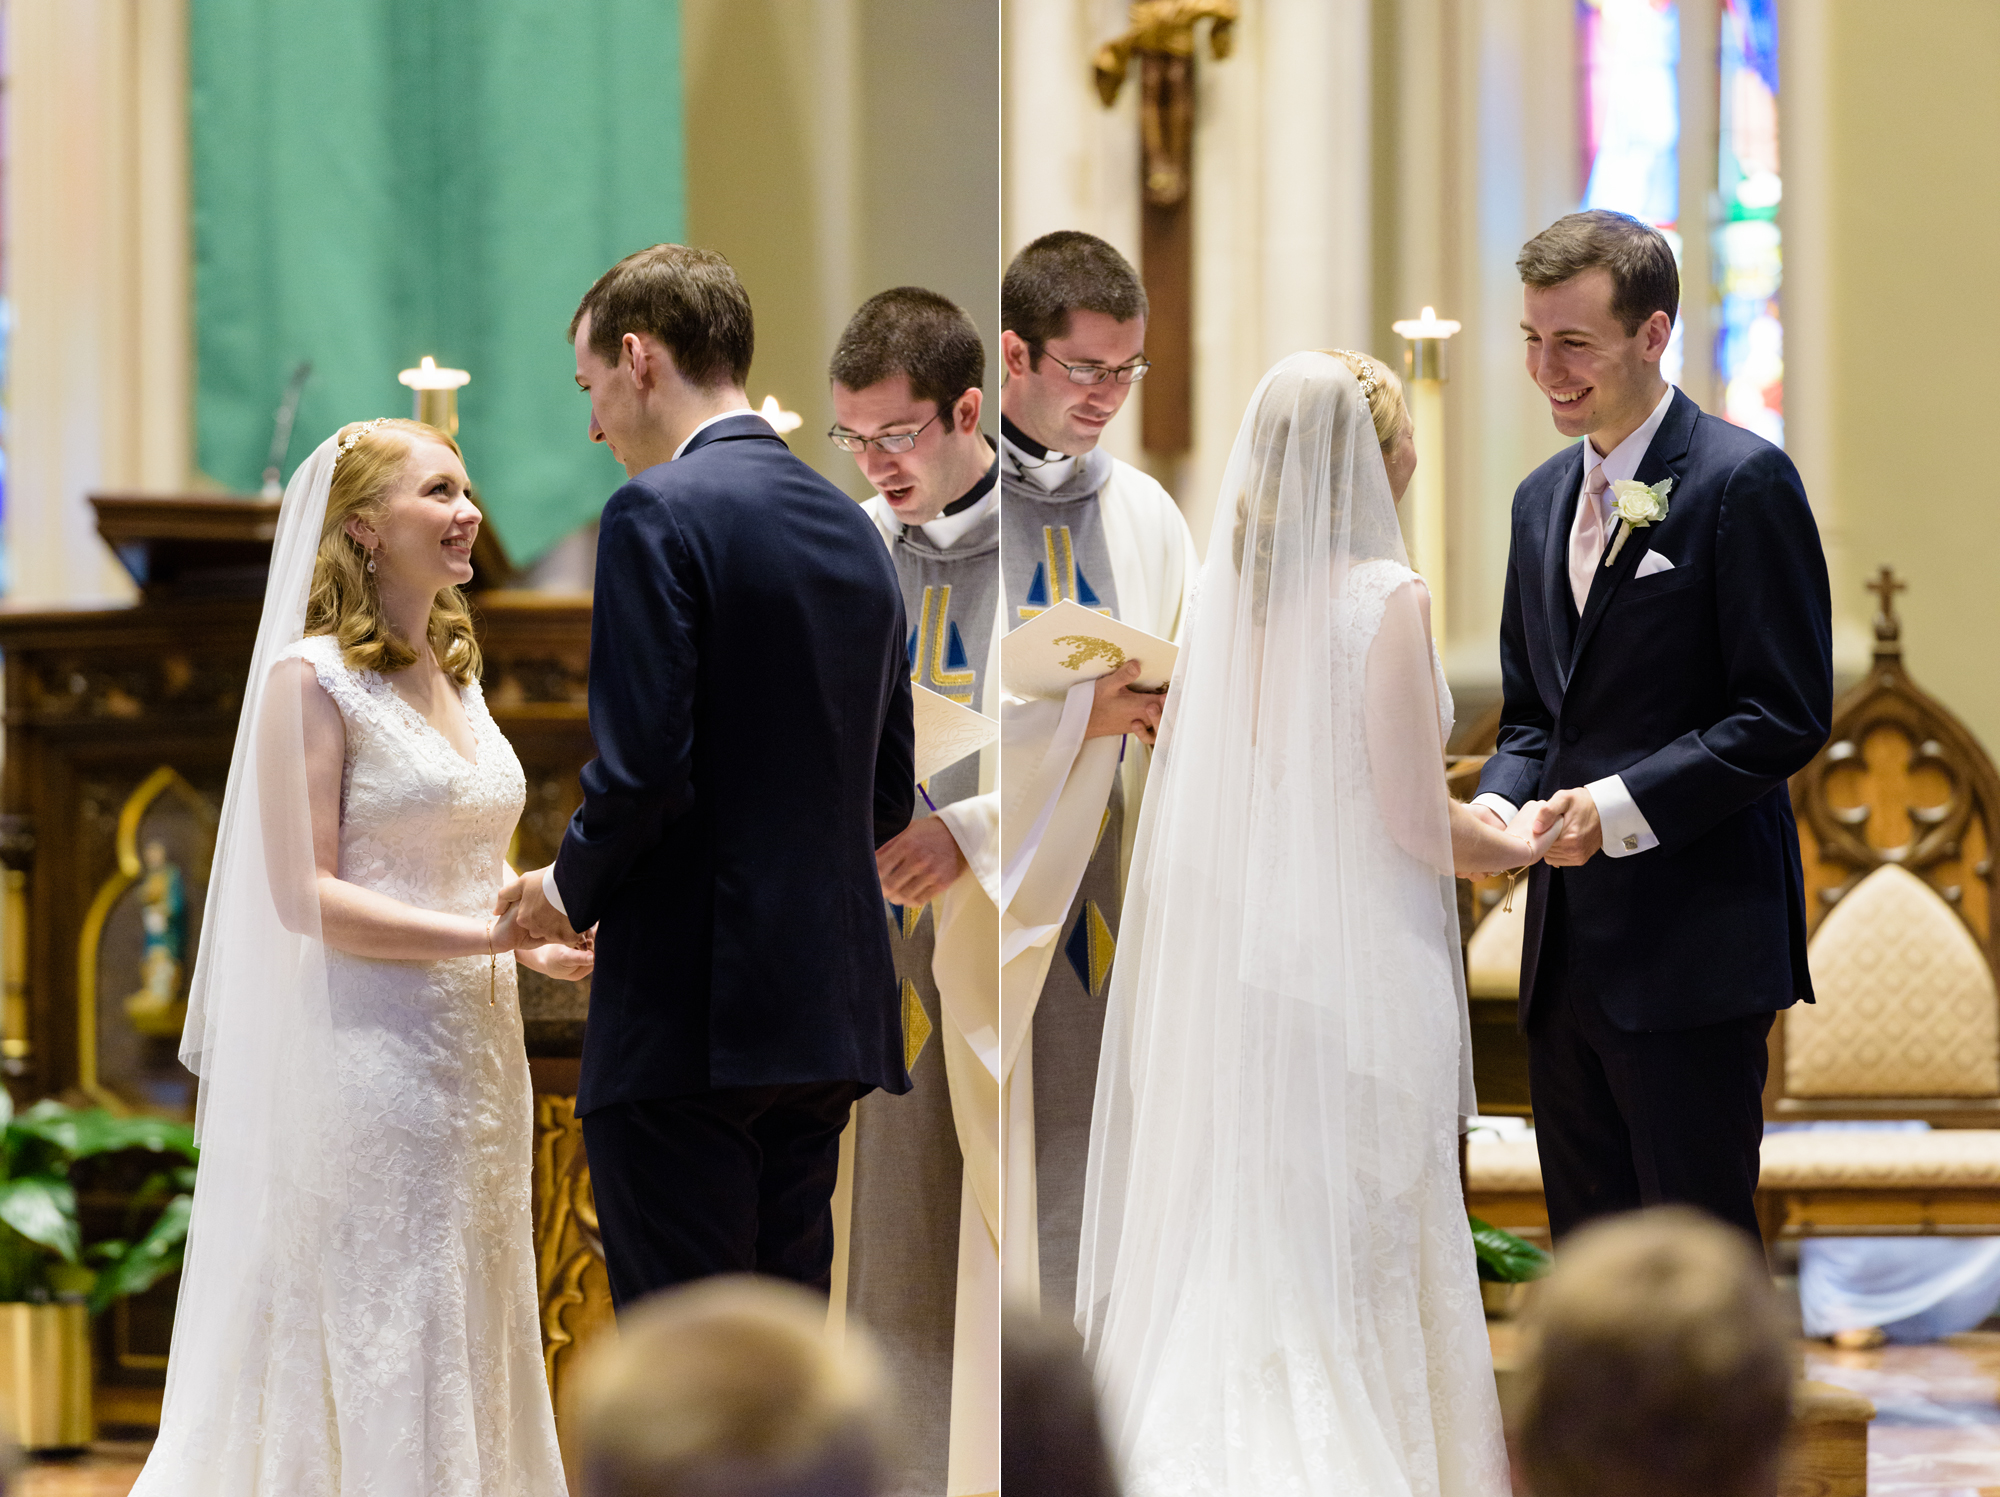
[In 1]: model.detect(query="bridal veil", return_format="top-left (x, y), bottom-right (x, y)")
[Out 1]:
top-left (151, 436), bottom-right (348, 1466)
top-left (1076, 353), bottom-right (1499, 1495)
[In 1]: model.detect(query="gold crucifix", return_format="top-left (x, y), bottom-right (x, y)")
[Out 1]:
top-left (1867, 564), bottom-right (1907, 657)
top-left (1093, 1), bottom-right (1239, 454)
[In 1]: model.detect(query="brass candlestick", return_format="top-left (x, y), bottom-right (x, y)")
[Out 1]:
top-left (1390, 307), bottom-right (1461, 647)
top-left (398, 356), bottom-right (471, 436)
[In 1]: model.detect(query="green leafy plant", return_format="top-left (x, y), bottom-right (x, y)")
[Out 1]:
top-left (1469, 1214), bottom-right (1551, 1284)
top-left (0, 1089), bottom-right (198, 1312)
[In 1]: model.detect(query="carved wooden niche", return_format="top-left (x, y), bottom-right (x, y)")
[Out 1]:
top-left (1793, 572), bottom-right (1997, 968)
top-left (1771, 570), bottom-right (2000, 1123)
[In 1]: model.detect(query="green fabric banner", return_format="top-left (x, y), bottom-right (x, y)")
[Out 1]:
top-left (191, 0), bottom-right (683, 562)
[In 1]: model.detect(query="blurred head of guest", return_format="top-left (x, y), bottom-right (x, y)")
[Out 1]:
top-left (1509, 1207), bottom-right (1792, 1497)
top-left (1002, 1307), bottom-right (1121, 1497)
top-left (574, 1275), bottom-right (894, 1497)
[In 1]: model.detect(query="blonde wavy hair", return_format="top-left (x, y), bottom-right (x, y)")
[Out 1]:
top-left (305, 418), bottom-right (483, 685)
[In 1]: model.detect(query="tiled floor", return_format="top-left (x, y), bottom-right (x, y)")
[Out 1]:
top-left (1805, 1330), bottom-right (2000, 1495)
top-left (26, 1336), bottom-right (2000, 1495)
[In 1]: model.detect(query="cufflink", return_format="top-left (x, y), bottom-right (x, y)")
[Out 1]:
top-left (1623, 834), bottom-right (1639, 851)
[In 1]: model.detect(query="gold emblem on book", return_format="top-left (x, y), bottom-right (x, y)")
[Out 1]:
top-left (1054, 636), bottom-right (1127, 672)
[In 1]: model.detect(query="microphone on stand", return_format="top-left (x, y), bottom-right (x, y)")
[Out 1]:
top-left (259, 361), bottom-right (314, 497)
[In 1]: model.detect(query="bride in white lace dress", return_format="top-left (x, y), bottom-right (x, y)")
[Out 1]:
top-left (1076, 354), bottom-right (1558, 1497)
top-left (134, 420), bottom-right (590, 1495)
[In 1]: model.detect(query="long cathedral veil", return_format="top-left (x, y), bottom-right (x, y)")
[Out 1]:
top-left (1076, 354), bottom-right (1492, 1493)
top-left (145, 435), bottom-right (347, 1472)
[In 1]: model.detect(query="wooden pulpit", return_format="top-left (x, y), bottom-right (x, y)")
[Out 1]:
top-left (0, 494), bottom-right (612, 1438)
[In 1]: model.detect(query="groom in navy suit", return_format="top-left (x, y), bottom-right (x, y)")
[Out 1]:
top-left (1473, 211), bottom-right (1832, 1244)
top-left (501, 244), bottom-right (914, 1305)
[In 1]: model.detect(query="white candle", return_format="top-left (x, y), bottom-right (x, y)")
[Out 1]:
top-left (1392, 310), bottom-right (1460, 650)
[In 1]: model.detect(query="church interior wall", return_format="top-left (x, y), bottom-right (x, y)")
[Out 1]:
top-left (1369, 0), bottom-right (1581, 702)
top-left (686, 0), bottom-right (999, 504)
top-left (1178, 0), bottom-right (1375, 555)
top-left (683, 0), bottom-right (855, 496)
top-left (3, 0), bottom-right (189, 608)
top-left (853, 0), bottom-right (1001, 424)
top-left (1783, 0), bottom-right (2000, 756)
top-left (1001, 0), bottom-right (1147, 489)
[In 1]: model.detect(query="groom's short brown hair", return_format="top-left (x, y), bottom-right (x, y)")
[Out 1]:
top-left (571, 244), bottom-right (755, 390)
top-left (1518, 210), bottom-right (1680, 336)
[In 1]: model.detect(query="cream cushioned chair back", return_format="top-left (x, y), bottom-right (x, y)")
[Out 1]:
top-left (1787, 862), bottom-right (2000, 1098)
top-left (1465, 895), bottom-right (1528, 1000)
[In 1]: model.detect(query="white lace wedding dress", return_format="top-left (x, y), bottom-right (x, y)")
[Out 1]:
top-left (134, 633), bottom-right (564, 1495)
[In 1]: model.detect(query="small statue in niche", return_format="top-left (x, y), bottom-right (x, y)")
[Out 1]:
top-left (124, 839), bottom-right (188, 1038)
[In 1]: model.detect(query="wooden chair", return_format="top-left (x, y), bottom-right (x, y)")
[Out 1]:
top-left (1758, 568), bottom-right (2000, 1241)
top-left (1464, 570), bottom-right (2000, 1249)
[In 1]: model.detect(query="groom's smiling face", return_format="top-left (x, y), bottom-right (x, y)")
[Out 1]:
top-left (1521, 267), bottom-right (1670, 451)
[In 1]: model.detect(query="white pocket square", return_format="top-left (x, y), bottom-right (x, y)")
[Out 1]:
top-left (1634, 551), bottom-right (1675, 578)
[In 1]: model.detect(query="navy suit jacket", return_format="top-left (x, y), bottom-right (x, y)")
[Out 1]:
top-left (1477, 389), bottom-right (1832, 1033)
top-left (556, 414), bottom-right (915, 1113)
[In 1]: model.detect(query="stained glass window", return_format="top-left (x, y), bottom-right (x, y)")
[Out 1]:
top-left (1578, 0), bottom-right (1683, 384)
top-left (1715, 0), bottom-right (1782, 446)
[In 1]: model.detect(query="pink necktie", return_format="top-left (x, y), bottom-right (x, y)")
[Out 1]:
top-left (1571, 463), bottom-right (1610, 613)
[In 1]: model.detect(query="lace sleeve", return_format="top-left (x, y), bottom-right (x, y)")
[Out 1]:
top-left (277, 635), bottom-right (383, 730)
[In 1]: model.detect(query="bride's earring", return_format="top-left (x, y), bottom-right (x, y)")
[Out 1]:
top-left (366, 548), bottom-right (379, 574)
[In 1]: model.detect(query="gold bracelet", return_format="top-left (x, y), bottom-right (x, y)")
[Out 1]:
top-left (486, 916), bottom-right (498, 1007)
top-left (1498, 865), bottom-right (1530, 914)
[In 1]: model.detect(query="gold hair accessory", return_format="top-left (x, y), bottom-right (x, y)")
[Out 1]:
top-left (1324, 350), bottom-right (1380, 402)
top-left (333, 417), bottom-right (394, 468)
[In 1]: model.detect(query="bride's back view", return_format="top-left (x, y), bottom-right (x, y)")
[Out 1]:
top-left (135, 423), bottom-right (565, 1496)
top-left (1078, 353), bottom-right (1507, 1497)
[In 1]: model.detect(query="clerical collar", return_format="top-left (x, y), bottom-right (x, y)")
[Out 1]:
top-left (940, 451), bottom-right (1000, 517)
top-left (914, 482), bottom-right (996, 552)
top-left (1001, 414), bottom-right (1062, 464)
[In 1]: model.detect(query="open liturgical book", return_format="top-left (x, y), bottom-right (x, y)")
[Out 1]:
top-left (913, 685), bottom-right (999, 785)
top-left (1000, 598), bottom-right (1178, 700)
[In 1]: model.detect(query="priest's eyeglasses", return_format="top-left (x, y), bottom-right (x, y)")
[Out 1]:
top-left (828, 410), bottom-right (942, 454)
top-left (1034, 349), bottom-right (1152, 386)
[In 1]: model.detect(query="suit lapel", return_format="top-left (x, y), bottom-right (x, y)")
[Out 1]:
top-left (1569, 388), bottom-right (1698, 673)
top-left (1542, 445), bottom-right (1584, 693)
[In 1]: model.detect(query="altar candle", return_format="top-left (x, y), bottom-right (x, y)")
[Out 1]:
top-left (1390, 308), bottom-right (1460, 648)
top-left (398, 356), bottom-right (472, 436)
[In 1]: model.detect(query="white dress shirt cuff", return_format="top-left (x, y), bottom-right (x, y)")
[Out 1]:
top-left (1471, 793), bottom-right (1519, 827)
top-left (542, 868), bottom-right (570, 918)
top-left (1587, 775), bottom-right (1659, 857)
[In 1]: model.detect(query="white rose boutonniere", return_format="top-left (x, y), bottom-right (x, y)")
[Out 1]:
top-left (1603, 477), bottom-right (1674, 568)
